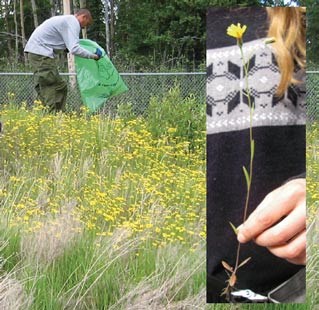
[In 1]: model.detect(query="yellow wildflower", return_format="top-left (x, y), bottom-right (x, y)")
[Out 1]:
top-left (227, 23), bottom-right (247, 46)
top-left (227, 23), bottom-right (247, 39)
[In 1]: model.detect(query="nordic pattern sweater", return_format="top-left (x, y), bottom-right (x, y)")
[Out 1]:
top-left (206, 7), bottom-right (305, 302)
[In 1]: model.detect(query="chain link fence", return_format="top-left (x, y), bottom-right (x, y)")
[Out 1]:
top-left (0, 72), bottom-right (205, 114)
top-left (307, 72), bottom-right (319, 122)
top-left (2, 72), bottom-right (315, 119)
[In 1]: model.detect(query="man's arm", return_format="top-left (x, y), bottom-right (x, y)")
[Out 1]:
top-left (68, 40), bottom-right (99, 60)
top-left (61, 19), bottom-right (98, 59)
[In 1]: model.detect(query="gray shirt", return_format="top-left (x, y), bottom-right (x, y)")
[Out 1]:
top-left (24, 15), bottom-right (95, 59)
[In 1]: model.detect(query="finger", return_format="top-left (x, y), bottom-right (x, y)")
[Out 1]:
top-left (253, 202), bottom-right (306, 247)
top-left (267, 230), bottom-right (306, 265)
top-left (237, 180), bottom-right (305, 243)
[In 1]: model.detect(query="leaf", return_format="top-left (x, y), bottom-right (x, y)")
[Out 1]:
top-left (229, 273), bottom-right (237, 287)
top-left (238, 257), bottom-right (251, 269)
top-left (251, 101), bottom-right (255, 112)
top-left (229, 221), bottom-right (238, 235)
top-left (220, 287), bottom-right (227, 296)
top-left (221, 260), bottom-right (233, 272)
top-left (242, 166), bottom-right (250, 187)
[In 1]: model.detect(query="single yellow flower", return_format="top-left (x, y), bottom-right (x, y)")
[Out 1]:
top-left (227, 23), bottom-right (247, 39)
top-left (227, 23), bottom-right (247, 47)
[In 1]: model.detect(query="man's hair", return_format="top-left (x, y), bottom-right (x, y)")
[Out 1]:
top-left (75, 8), bottom-right (92, 19)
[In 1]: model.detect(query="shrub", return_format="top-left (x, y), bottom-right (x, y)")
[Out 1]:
top-left (145, 86), bottom-right (205, 151)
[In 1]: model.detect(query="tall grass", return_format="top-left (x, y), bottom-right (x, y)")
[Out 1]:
top-left (0, 89), bottom-right (206, 309)
top-left (306, 122), bottom-right (319, 308)
top-left (1, 92), bottom-right (316, 308)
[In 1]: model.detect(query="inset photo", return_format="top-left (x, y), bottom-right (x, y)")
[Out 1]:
top-left (206, 7), bottom-right (306, 303)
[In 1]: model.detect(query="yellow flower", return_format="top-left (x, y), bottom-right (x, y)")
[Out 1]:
top-left (227, 23), bottom-right (247, 39)
top-left (34, 99), bottom-right (43, 105)
top-left (227, 23), bottom-right (247, 47)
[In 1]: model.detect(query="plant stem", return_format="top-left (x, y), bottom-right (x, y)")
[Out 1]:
top-left (233, 46), bottom-right (254, 274)
top-left (240, 46), bottom-right (254, 224)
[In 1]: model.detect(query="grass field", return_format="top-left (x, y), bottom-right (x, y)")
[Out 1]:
top-left (0, 92), bottom-right (317, 309)
top-left (0, 91), bottom-right (206, 309)
top-left (306, 122), bottom-right (319, 309)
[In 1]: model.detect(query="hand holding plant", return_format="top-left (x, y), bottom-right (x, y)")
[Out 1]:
top-left (237, 178), bottom-right (306, 266)
top-left (221, 23), bottom-right (279, 302)
top-left (221, 22), bottom-right (254, 300)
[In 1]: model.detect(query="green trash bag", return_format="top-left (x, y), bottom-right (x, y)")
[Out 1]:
top-left (75, 39), bottom-right (128, 112)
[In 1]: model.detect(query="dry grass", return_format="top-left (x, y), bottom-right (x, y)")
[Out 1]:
top-left (60, 228), bottom-right (142, 309)
top-left (108, 244), bottom-right (205, 310)
top-left (307, 208), bottom-right (319, 303)
top-left (123, 287), bottom-right (206, 310)
top-left (20, 201), bottom-right (83, 266)
top-left (0, 272), bottom-right (32, 310)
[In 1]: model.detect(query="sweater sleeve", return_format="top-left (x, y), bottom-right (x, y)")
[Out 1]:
top-left (283, 173), bottom-right (306, 184)
top-left (61, 18), bottom-right (95, 59)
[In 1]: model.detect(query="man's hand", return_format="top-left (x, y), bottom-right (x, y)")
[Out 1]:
top-left (93, 48), bottom-right (103, 60)
top-left (237, 178), bottom-right (306, 265)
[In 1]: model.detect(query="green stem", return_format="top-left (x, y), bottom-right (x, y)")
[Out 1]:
top-left (240, 46), bottom-right (254, 223)
top-left (233, 46), bottom-right (254, 275)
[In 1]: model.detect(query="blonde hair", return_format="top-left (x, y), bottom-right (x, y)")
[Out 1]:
top-left (266, 7), bottom-right (306, 96)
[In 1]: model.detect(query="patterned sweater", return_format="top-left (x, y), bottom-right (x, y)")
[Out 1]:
top-left (206, 7), bottom-right (305, 302)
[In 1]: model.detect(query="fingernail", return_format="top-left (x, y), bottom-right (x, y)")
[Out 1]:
top-left (237, 226), bottom-right (247, 243)
top-left (237, 232), bottom-right (245, 243)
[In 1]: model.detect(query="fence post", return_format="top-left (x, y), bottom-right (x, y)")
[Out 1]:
top-left (63, 0), bottom-right (77, 90)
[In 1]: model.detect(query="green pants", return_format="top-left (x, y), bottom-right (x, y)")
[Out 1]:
top-left (28, 53), bottom-right (67, 112)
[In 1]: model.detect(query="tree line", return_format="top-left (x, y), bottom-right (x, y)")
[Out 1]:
top-left (0, 0), bottom-right (309, 72)
top-left (307, 0), bottom-right (319, 69)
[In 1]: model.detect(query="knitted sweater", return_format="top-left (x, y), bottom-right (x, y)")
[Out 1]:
top-left (206, 7), bottom-right (305, 302)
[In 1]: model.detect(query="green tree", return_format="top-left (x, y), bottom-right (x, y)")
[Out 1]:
top-left (307, 0), bottom-right (319, 69)
top-left (113, 0), bottom-right (259, 71)
top-left (0, 0), bottom-right (261, 71)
